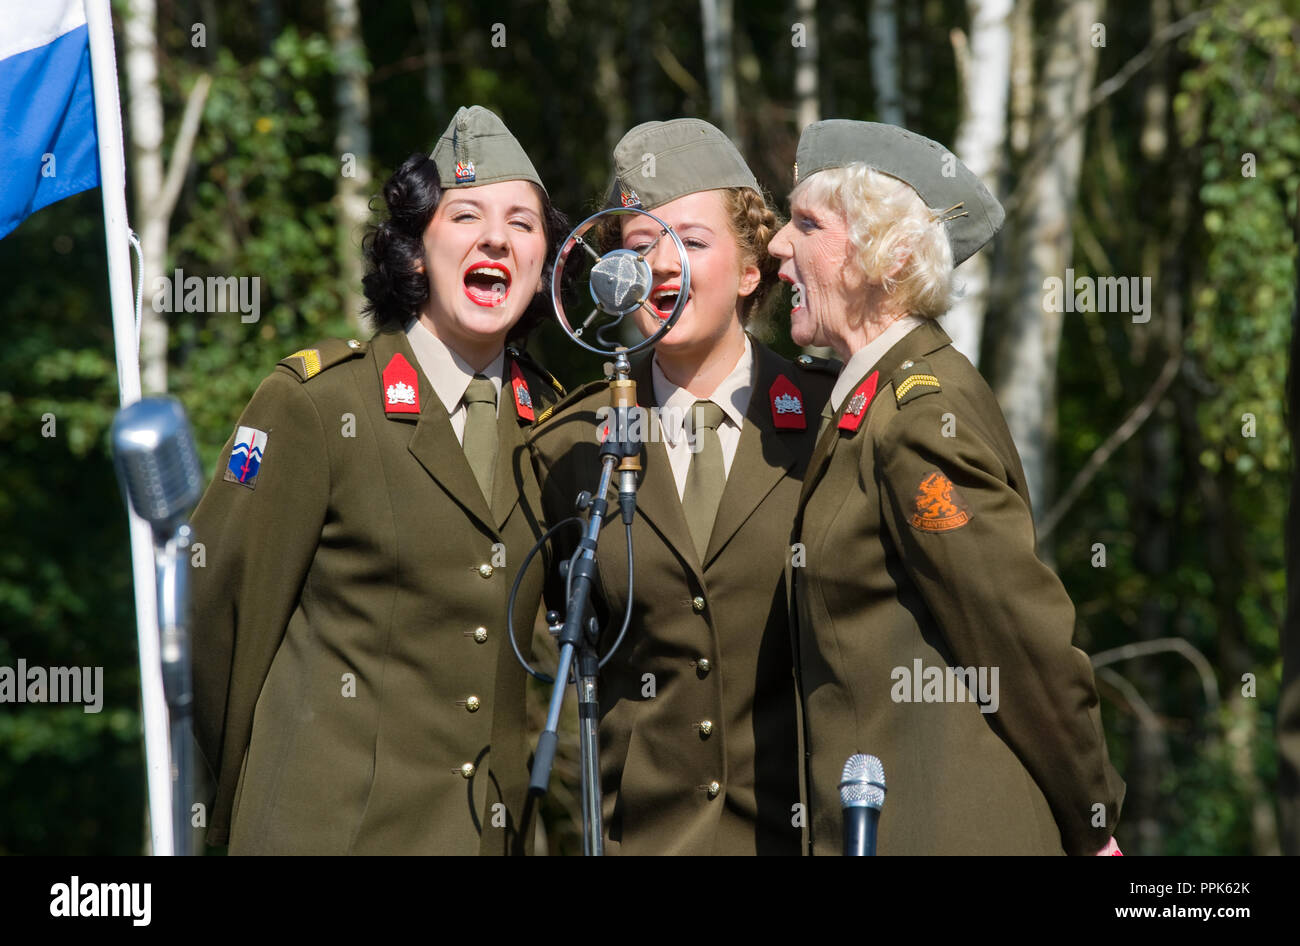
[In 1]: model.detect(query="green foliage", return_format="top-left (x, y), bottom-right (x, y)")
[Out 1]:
top-left (0, 0), bottom-right (1293, 853)
top-left (1054, 0), bottom-right (1296, 854)
top-left (170, 27), bottom-right (353, 471)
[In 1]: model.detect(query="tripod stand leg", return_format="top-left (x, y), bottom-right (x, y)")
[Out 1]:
top-left (577, 646), bottom-right (604, 856)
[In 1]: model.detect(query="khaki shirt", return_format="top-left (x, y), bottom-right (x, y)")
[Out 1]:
top-left (405, 317), bottom-right (503, 443)
top-left (651, 334), bottom-right (754, 497)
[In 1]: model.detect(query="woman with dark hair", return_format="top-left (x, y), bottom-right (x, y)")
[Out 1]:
top-left (189, 106), bottom-right (567, 855)
top-left (528, 119), bottom-right (836, 854)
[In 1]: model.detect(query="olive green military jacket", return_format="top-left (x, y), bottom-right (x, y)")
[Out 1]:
top-left (190, 329), bottom-right (562, 855)
top-left (792, 319), bottom-right (1125, 856)
top-left (527, 338), bottom-right (835, 855)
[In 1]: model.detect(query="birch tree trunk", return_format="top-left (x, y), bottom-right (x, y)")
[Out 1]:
top-left (990, 0), bottom-right (1101, 523)
top-left (1008, 0), bottom-right (1034, 155)
top-left (869, 0), bottom-right (903, 125)
top-left (700, 0), bottom-right (737, 138)
top-left (326, 0), bottom-right (372, 333)
top-left (125, 0), bottom-right (168, 395)
top-left (944, 0), bottom-right (1013, 368)
top-left (793, 0), bottom-right (819, 132)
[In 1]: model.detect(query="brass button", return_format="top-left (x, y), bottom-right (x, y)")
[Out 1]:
top-left (900, 359), bottom-right (914, 369)
top-left (698, 720), bottom-right (714, 737)
top-left (347, 338), bottom-right (361, 350)
top-left (691, 596), bottom-right (705, 613)
top-left (460, 763), bottom-right (476, 779)
top-left (473, 626), bottom-right (488, 644)
top-left (478, 564), bottom-right (494, 579)
top-left (796, 354), bottom-right (812, 366)
top-left (465, 695), bottom-right (481, 713)
top-left (707, 780), bottom-right (721, 798)
top-left (696, 658), bottom-right (711, 674)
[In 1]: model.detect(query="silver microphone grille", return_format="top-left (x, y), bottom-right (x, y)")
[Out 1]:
top-left (589, 249), bottom-right (652, 316)
top-left (839, 753), bottom-right (886, 810)
top-left (111, 397), bottom-right (204, 530)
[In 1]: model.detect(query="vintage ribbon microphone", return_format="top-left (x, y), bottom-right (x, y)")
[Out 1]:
top-left (507, 207), bottom-right (689, 855)
top-left (111, 397), bottom-right (204, 856)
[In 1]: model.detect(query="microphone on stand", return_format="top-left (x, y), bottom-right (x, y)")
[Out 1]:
top-left (589, 248), bottom-right (654, 523)
top-left (840, 753), bottom-right (886, 856)
top-left (111, 397), bottom-right (204, 856)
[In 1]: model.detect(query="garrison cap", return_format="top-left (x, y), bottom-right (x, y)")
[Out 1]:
top-left (793, 120), bottom-right (1004, 265)
top-left (430, 105), bottom-right (546, 194)
top-left (606, 118), bottom-right (759, 211)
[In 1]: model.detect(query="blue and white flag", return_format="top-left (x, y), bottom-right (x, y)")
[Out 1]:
top-left (0, 1), bottom-right (100, 239)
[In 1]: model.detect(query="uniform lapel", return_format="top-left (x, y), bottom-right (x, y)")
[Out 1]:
top-left (490, 359), bottom-right (528, 530)
top-left (371, 330), bottom-right (497, 534)
top-left (797, 414), bottom-right (842, 511)
top-left (703, 341), bottom-right (795, 568)
top-left (796, 320), bottom-right (954, 511)
top-left (625, 355), bottom-right (704, 580)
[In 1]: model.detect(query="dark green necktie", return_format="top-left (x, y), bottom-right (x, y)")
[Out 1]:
top-left (683, 399), bottom-right (727, 560)
top-left (462, 374), bottom-right (497, 502)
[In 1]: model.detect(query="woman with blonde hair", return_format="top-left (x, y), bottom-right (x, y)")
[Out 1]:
top-left (529, 119), bottom-right (835, 854)
top-left (770, 120), bottom-right (1125, 855)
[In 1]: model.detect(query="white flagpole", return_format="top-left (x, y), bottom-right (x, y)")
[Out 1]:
top-left (83, 0), bottom-right (174, 857)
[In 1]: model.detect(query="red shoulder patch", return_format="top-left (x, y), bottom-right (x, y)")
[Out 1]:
top-left (510, 360), bottom-right (535, 421)
top-left (837, 371), bottom-right (879, 432)
top-left (769, 374), bottom-right (806, 429)
top-left (382, 353), bottom-right (420, 414)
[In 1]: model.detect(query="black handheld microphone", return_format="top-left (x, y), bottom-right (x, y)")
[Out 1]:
top-left (840, 753), bottom-right (886, 856)
top-left (111, 396), bottom-right (204, 856)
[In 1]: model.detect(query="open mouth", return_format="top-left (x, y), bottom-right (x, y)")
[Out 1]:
top-left (778, 272), bottom-right (805, 314)
top-left (650, 283), bottom-right (688, 319)
top-left (463, 261), bottom-right (511, 307)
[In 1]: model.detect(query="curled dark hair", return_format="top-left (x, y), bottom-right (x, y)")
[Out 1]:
top-left (361, 153), bottom-right (568, 341)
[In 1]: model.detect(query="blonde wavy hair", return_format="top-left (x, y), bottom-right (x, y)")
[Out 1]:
top-left (791, 163), bottom-right (955, 319)
top-left (599, 186), bottom-right (783, 325)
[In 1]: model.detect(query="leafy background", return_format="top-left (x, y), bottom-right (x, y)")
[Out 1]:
top-left (0, 0), bottom-right (1294, 854)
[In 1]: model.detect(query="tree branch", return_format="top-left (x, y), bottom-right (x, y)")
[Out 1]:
top-left (1097, 667), bottom-right (1164, 731)
top-left (158, 73), bottom-right (212, 225)
top-left (1038, 350), bottom-right (1181, 540)
top-left (654, 43), bottom-right (706, 99)
top-left (1091, 636), bottom-right (1221, 717)
top-left (1003, 8), bottom-right (1209, 218)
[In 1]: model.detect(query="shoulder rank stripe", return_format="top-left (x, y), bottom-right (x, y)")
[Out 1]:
top-left (279, 338), bottom-right (366, 382)
top-left (286, 348), bottom-right (323, 379)
top-left (892, 358), bottom-right (943, 406)
top-left (896, 373), bottom-right (940, 401)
